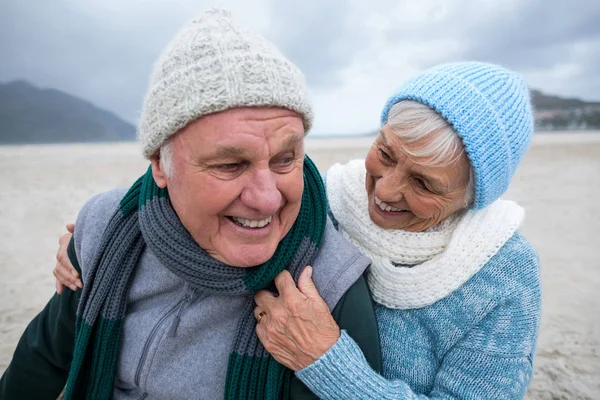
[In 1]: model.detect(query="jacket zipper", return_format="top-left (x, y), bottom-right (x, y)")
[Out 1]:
top-left (167, 289), bottom-right (196, 337)
top-left (134, 295), bottom-right (186, 386)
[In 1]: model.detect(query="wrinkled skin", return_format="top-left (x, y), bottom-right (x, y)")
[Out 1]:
top-left (253, 267), bottom-right (340, 371)
top-left (365, 124), bottom-right (470, 232)
top-left (53, 121), bottom-right (472, 371)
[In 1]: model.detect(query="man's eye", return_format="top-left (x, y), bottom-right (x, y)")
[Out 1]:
top-left (271, 154), bottom-right (297, 172)
top-left (216, 163), bottom-right (242, 172)
top-left (211, 162), bottom-right (248, 179)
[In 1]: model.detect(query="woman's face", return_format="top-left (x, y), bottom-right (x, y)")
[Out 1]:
top-left (365, 124), bottom-right (471, 232)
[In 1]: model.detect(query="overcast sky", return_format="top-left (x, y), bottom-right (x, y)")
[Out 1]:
top-left (1, 0), bottom-right (599, 135)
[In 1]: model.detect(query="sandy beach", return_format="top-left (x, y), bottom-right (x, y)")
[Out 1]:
top-left (0, 132), bottom-right (599, 399)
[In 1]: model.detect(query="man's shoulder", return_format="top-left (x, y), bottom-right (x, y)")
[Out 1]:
top-left (311, 218), bottom-right (371, 310)
top-left (78, 188), bottom-right (128, 220)
top-left (73, 188), bottom-right (128, 276)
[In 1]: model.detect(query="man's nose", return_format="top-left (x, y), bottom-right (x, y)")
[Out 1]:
top-left (240, 168), bottom-right (282, 215)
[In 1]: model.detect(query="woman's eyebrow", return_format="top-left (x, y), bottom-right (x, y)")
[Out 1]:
top-left (379, 131), bottom-right (396, 156)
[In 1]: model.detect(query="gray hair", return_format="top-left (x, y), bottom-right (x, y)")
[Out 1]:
top-left (159, 139), bottom-right (175, 179)
top-left (386, 100), bottom-right (474, 206)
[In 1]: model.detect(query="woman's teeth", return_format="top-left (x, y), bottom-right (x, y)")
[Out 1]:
top-left (375, 197), bottom-right (407, 212)
top-left (232, 216), bottom-right (272, 228)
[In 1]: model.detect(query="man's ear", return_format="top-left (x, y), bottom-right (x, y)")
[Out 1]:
top-left (150, 152), bottom-right (168, 188)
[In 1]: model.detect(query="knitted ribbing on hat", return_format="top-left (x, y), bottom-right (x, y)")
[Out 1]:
top-left (381, 62), bottom-right (534, 209)
top-left (63, 156), bottom-right (327, 400)
top-left (326, 160), bottom-right (524, 309)
top-left (139, 8), bottom-right (313, 158)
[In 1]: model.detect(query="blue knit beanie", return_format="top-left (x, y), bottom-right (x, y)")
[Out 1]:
top-left (380, 62), bottom-right (534, 209)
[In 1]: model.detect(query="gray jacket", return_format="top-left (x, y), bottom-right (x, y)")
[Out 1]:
top-left (73, 189), bottom-right (373, 399)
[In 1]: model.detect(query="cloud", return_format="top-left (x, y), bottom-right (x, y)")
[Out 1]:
top-left (1, 0), bottom-right (599, 134)
top-left (0, 0), bottom-right (269, 122)
top-left (374, 0), bottom-right (600, 101)
top-left (267, 0), bottom-right (371, 87)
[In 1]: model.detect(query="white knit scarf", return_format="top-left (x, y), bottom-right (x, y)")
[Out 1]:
top-left (326, 160), bottom-right (525, 310)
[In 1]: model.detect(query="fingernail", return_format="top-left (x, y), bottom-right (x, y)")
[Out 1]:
top-left (77, 282), bottom-right (83, 289)
top-left (306, 266), bottom-right (312, 278)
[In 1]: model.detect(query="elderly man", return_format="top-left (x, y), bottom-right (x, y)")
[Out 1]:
top-left (0, 9), bottom-right (380, 400)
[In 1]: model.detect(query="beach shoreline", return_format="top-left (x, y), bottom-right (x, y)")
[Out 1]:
top-left (1, 132), bottom-right (599, 399)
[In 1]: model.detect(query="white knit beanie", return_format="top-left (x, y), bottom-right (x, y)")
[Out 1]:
top-left (139, 8), bottom-right (313, 158)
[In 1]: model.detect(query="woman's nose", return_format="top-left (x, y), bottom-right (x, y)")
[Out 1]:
top-left (376, 175), bottom-right (406, 203)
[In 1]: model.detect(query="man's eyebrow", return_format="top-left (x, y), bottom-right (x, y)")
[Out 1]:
top-left (212, 146), bottom-right (247, 158)
top-left (281, 133), bottom-right (304, 150)
top-left (202, 133), bottom-right (304, 161)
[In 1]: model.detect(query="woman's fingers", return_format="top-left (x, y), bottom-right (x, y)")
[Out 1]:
top-left (54, 261), bottom-right (80, 292)
top-left (54, 230), bottom-right (83, 291)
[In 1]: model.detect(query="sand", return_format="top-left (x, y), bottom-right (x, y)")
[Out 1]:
top-left (0, 132), bottom-right (599, 399)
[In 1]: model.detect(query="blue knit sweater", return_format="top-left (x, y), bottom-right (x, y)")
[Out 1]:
top-left (296, 231), bottom-right (541, 399)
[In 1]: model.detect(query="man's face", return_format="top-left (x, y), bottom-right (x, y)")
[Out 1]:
top-left (151, 107), bottom-right (305, 268)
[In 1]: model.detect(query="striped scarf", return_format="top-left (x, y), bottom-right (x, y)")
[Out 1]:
top-left (63, 156), bottom-right (327, 399)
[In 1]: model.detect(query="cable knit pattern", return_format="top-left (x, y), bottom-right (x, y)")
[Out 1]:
top-left (327, 160), bottom-right (525, 309)
top-left (296, 162), bottom-right (542, 399)
top-left (138, 8), bottom-right (313, 158)
top-left (64, 158), bottom-right (328, 400)
top-left (297, 233), bottom-right (541, 400)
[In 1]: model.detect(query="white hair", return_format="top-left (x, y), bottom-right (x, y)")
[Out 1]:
top-left (386, 100), bottom-right (474, 206)
top-left (159, 139), bottom-right (175, 179)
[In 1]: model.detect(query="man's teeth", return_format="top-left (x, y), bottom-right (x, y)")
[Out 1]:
top-left (232, 216), bottom-right (272, 228)
top-left (374, 197), bottom-right (406, 212)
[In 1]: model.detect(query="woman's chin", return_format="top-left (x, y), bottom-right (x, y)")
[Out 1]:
top-left (368, 205), bottom-right (435, 232)
top-left (368, 205), bottom-right (410, 230)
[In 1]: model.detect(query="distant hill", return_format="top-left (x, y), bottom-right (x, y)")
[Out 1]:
top-left (531, 90), bottom-right (600, 130)
top-left (1, 81), bottom-right (598, 142)
top-left (0, 81), bottom-right (136, 144)
top-left (531, 89), bottom-right (600, 111)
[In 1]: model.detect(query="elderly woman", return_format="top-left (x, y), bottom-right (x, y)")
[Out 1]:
top-left (54, 62), bottom-right (541, 398)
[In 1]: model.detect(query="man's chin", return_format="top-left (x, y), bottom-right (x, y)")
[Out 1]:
top-left (219, 247), bottom-right (277, 268)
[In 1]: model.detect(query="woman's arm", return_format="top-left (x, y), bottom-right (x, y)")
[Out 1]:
top-left (296, 329), bottom-right (534, 400)
top-left (53, 223), bottom-right (83, 293)
top-left (1, 238), bottom-right (81, 399)
top-left (256, 268), bottom-right (540, 400)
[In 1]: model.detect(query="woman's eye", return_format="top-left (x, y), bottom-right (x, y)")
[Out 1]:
top-left (415, 178), bottom-right (430, 192)
top-left (378, 148), bottom-right (392, 162)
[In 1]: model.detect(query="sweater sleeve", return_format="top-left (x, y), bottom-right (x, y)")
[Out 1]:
top-left (0, 239), bottom-right (81, 399)
top-left (297, 269), bottom-right (541, 400)
top-left (296, 233), bottom-right (541, 400)
top-left (297, 329), bottom-right (534, 400)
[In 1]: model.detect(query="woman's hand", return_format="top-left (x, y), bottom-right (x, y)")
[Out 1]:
top-left (254, 266), bottom-right (340, 371)
top-left (53, 223), bottom-right (83, 294)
